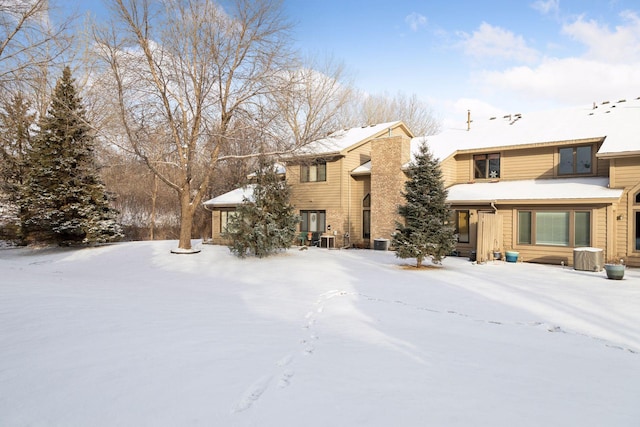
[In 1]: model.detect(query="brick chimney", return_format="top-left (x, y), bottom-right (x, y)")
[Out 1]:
top-left (370, 134), bottom-right (411, 242)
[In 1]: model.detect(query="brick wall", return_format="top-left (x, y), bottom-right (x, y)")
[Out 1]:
top-left (370, 135), bottom-right (411, 242)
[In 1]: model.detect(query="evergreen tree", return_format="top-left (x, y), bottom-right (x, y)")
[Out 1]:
top-left (20, 66), bottom-right (123, 245)
top-left (0, 93), bottom-right (34, 240)
top-left (392, 142), bottom-right (456, 267)
top-left (225, 161), bottom-right (299, 258)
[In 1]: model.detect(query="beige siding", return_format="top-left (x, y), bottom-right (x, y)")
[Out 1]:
top-left (455, 154), bottom-right (472, 183)
top-left (611, 157), bottom-right (640, 188)
top-left (609, 156), bottom-right (640, 266)
top-left (454, 141), bottom-right (607, 183)
top-left (349, 176), bottom-right (370, 245)
top-left (440, 158), bottom-right (456, 186)
top-left (342, 142), bottom-right (375, 244)
top-left (595, 157), bottom-right (610, 177)
top-left (504, 204), bottom-right (609, 265)
top-left (504, 147), bottom-right (556, 180)
top-left (288, 159), bottom-right (347, 246)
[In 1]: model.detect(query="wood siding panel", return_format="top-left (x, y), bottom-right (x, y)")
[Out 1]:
top-left (289, 160), bottom-right (342, 212)
top-left (440, 158), bottom-right (456, 187)
top-left (611, 157), bottom-right (640, 188)
top-left (595, 157), bottom-right (609, 177)
top-left (455, 154), bottom-right (472, 183)
top-left (504, 204), bottom-right (609, 265)
top-left (504, 147), bottom-right (556, 180)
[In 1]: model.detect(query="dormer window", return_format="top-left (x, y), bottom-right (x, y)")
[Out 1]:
top-left (559, 145), bottom-right (592, 175)
top-left (474, 153), bottom-right (500, 179)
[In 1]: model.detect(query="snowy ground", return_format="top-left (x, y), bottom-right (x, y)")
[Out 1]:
top-left (1, 241), bottom-right (639, 427)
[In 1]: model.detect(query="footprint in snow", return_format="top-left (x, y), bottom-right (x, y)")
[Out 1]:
top-left (277, 369), bottom-right (295, 388)
top-left (302, 344), bottom-right (315, 355)
top-left (276, 354), bottom-right (293, 367)
top-left (232, 375), bottom-right (272, 413)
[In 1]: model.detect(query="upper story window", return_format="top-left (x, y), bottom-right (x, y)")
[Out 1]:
top-left (474, 153), bottom-right (500, 179)
top-left (300, 162), bottom-right (326, 182)
top-left (559, 145), bottom-right (592, 175)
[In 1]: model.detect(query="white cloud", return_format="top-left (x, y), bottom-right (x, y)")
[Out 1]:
top-left (405, 12), bottom-right (427, 32)
top-left (478, 57), bottom-right (640, 106)
top-left (531, 0), bottom-right (560, 16)
top-left (562, 11), bottom-right (640, 63)
top-left (452, 12), bottom-right (640, 114)
top-left (459, 22), bottom-right (539, 64)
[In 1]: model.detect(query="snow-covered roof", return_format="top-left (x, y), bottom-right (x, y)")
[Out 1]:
top-left (295, 121), bottom-right (402, 156)
top-left (417, 98), bottom-right (640, 162)
top-left (351, 160), bottom-right (371, 176)
top-left (203, 185), bottom-right (255, 208)
top-left (247, 163), bottom-right (286, 178)
top-left (446, 177), bottom-right (623, 204)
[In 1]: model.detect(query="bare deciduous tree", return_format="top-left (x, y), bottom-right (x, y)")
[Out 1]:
top-left (93, 0), bottom-right (350, 251)
top-left (0, 0), bottom-right (72, 105)
top-left (352, 91), bottom-right (441, 136)
top-left (269, 55), bottom-right (354, 145)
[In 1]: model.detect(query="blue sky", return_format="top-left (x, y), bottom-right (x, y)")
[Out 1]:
top-left (68, 0), bottom-right (640, 128)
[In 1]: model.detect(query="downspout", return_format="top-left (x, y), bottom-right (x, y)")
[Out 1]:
top-left (202, 202), bottom-right (214, 243)
top-left (346, 168), bottom-right (351, 248)
top-left (490, 201), bottom-right (498, 212)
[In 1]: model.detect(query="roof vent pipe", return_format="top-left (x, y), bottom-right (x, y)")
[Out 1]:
top-left (467, 110), bottom-right (471, 131)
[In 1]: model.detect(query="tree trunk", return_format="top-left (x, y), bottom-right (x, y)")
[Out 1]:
top-left (149, 174), bottom-right (158, 240)
top-left (177, 186), bottom-right (194, 250)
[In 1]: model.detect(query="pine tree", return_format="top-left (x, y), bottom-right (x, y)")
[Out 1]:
top-left (225, 161), bottom-right (299, 258)
top-left (20, 66), bottom-right (123, 245)
top-left (0, 93), bottom-right (34, 241)
top-left (392, 141), bottom-right (456, 267)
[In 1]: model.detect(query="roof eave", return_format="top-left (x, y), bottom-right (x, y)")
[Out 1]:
top-left (448, 197), bottom-right (621, 205)
top-left (596, 150), bottom-right (640, 159)
top-left (341, 121), bottom-right (412, 155)
top-left (202, 202), bottom-right (242, 209)
top-left (453, 136), bottom-right (605, 157)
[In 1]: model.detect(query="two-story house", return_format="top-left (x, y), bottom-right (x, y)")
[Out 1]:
top-left (204, 121), bottom-right (414, 248)
top-left (204, 98), bottom-right (640, 267)
top-left (428, 98), bottom-right (639, 267)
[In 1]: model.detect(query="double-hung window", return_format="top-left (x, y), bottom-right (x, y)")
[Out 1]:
top-left (559, 145), bottom-right (592, 175)
top-left (300, 162), bottom-right (327, 182)
top-left (473, 153), bottom-right (500, 179)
